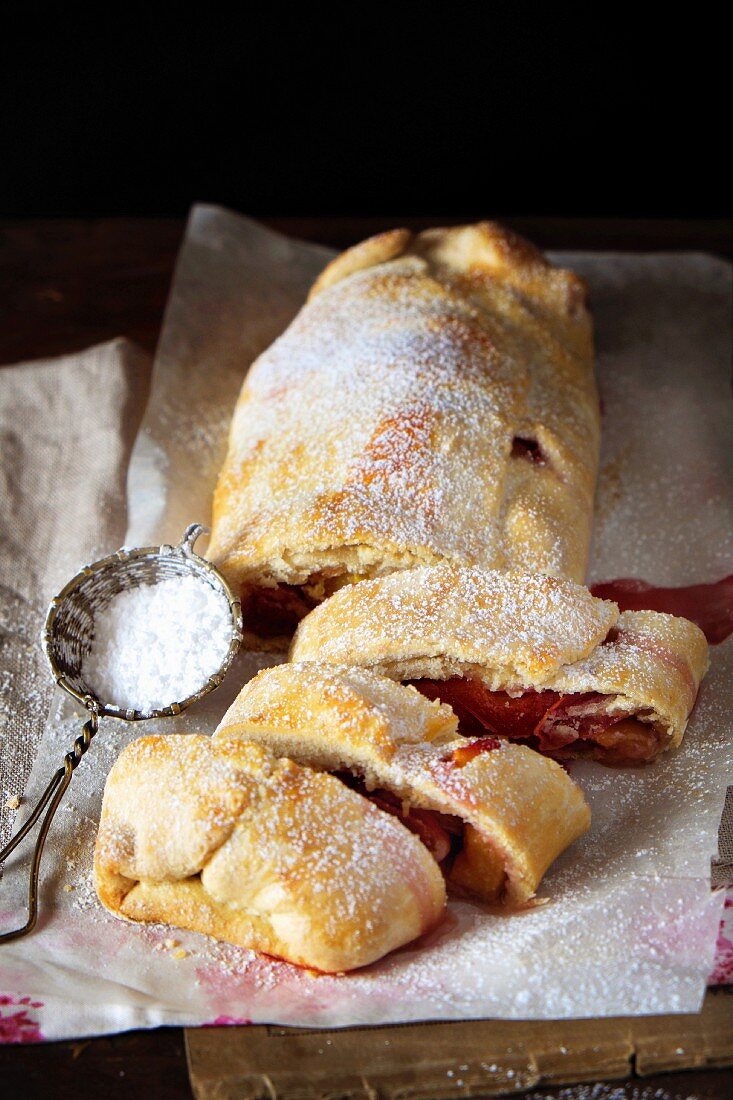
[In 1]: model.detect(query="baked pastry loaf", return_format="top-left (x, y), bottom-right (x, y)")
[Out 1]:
top-left (208, 222), bottom-right (599, 645)
top-left (94, 734), bottom-right (446, 972)
top-left (290, 564), bottom-right (710, 764)
top-left (214, 663), bottom-right (591, 905)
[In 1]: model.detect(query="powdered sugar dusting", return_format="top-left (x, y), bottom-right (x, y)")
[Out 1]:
top-left (83, 575), bottom-right (234, 714)
top-left (292, 563), bottom-right (617, 684)
top-left (209, 236), bottom-right (598, 587)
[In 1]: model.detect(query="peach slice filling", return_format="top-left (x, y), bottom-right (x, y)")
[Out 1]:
top-left (410, 679), bottom-right (661, 765)
top-left (335, 759), bottom-right (507, 905)
top-left (244, 584), bottom-right (318, 637)
top-left (243, 575), bottom-right (368, 637)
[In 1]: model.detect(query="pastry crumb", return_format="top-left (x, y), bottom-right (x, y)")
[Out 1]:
top-left (5, 795), bottom-right (20, 810)
top-left (63, 884), bottom-right (75, 893)
top-left (163, 938), bottom-right (180, 950)
top-left (171, 948), bottom-right (189, 960)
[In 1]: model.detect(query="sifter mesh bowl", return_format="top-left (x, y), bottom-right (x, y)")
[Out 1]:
top-left (2, 525), bottom-right (243, 945)
top-left (44, 524), bottom-right (243, 721)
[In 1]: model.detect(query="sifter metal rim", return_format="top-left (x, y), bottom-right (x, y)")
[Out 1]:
top-left (43, 524), bottom-right (244, 722)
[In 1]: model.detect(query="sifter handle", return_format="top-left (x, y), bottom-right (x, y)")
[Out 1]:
top-left (0, 705), bottom-right (99, 943)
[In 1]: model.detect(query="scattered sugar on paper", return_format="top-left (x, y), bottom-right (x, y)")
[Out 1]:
top-left (83, 575), bottom-right (233, 714)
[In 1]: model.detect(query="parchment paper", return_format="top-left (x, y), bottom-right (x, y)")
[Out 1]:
top-left (1, 208), bottom-right (731, 1040)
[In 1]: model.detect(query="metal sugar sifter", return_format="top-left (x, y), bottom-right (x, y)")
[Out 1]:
top-left (0, 524), bottom-right (243, 943)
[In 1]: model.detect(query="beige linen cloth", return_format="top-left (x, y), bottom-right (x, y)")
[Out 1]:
top-left (0, 339), bottom-right (151, 844)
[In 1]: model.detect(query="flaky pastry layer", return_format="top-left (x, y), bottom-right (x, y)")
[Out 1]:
top-left (214, 663), bottom-right (591, 905)
top-left (290, 565), bottom-right (709, 757)
top-left (94, 735), bottom-right (445, 973)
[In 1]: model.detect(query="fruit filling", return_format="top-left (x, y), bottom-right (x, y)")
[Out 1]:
top-left (244, 574), bottom-right (368, 637)
top-left (244, 584), bottom-right (317, 637)
top-left (410, 679), bottom-right (660, 764)
top-left (511, 436), bottom-right (546, 464)
top-left (334, 773), bottom-right (460, 864)
top-left (334, 770), bottom-right (506, 903)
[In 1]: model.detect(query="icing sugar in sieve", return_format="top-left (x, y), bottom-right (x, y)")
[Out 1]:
top-left (83, 573), bottom-right (235, 716)
top-left (0, 525), bottom-right (243, 943)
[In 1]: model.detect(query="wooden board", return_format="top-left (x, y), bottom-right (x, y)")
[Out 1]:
top-left (185, 987), bottom-right (733, 1099)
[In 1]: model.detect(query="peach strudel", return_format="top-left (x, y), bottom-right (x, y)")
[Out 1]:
top-left (214, 662), bottom-right (591, 904)
top-left (290, 564), bottom-right (709, 764)
top-left (208, 223), bottom-right (600, 644)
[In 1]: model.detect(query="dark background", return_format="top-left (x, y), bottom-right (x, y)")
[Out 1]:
top-left (0, 12), bottom-right (728, 220)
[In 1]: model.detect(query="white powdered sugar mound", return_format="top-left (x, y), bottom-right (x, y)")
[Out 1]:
top-left (83, 575), bottom-right (233, 714)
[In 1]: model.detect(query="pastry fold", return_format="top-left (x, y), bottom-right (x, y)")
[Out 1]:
top-left (290, 564), bottom-right (709, 763)
top-left (94, 734), bottom-right (446, 973)
top-left (208, 222), bottom-right (599, 644)
top-left (214, 663), bottom-right (591, 905)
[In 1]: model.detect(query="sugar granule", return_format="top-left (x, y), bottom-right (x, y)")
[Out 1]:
top-left (83, 575), bottom-right (233, 714)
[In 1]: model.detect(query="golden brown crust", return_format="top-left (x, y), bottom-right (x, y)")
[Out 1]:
top-left (550, 610), bottom-right (709, 752)
top-left (216, 662), bottom-right (459, 756)
top-left (291, 563), bottom-right (619, 684)
top-left (308, 228), bottom-right (414, 299)
top-left (94, 735), bottom-right (446, 972)
top-left (290, 566), bottom-right (709, 758)
top-left (214, 663), bottom-right (591, 905)
top-left (208, 221), bottom-right (599, 645)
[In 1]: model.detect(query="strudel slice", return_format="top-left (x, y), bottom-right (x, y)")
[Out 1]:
top-left (290, 564), bottom-right (709, 764)
top-left (215, 662), bottom-right (591, 905)
top-left (94, 734), bottom-right (445, 972)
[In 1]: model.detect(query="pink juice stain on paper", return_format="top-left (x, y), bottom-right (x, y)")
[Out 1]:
top-left (590, 575), bottom-right (733, 645)
top-left (710, 897), bottom-right (733, 986)
top-left (202, 1015), bottom-right (253, 1027)
top-left (193, 944), bottom-right (351, 1025)
top-left (0, 996), bottom-right (45, 1044)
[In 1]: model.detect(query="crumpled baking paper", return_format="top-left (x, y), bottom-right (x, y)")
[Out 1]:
top-left (1, 208), bottom-right (731, 1041)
